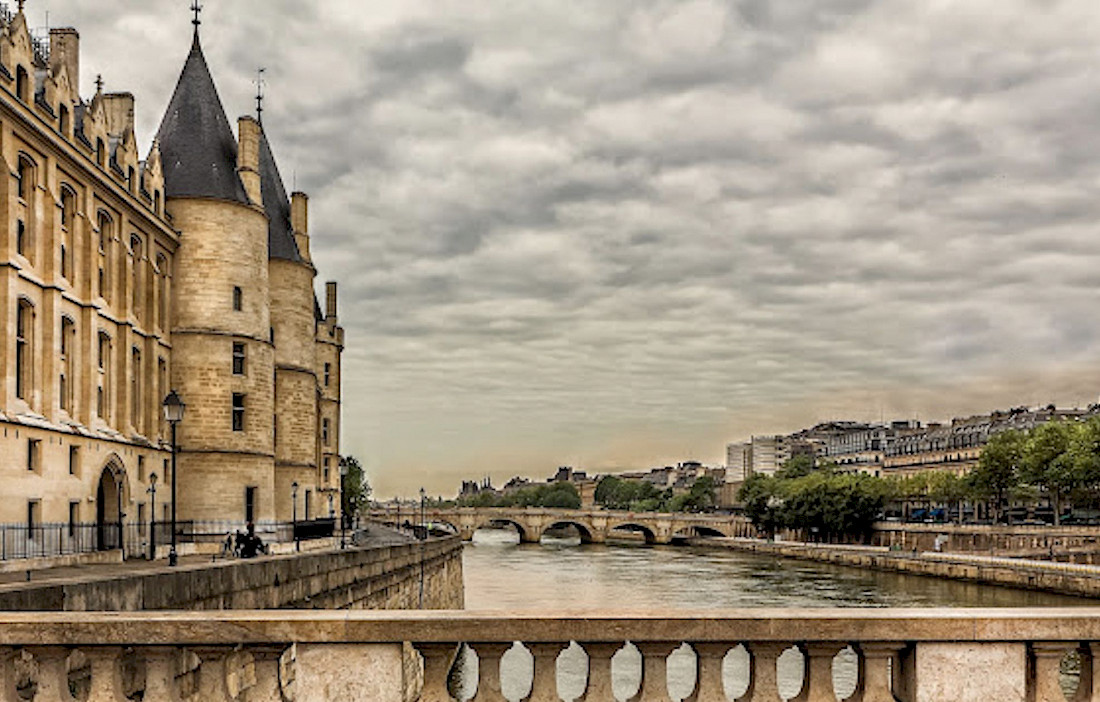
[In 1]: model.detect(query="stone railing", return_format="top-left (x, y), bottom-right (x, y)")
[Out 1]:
top-left (1, 609), bottom-right (1099, 701)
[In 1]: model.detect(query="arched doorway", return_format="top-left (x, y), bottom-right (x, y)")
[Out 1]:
top-left (96, 459), bottom-right (126, 552)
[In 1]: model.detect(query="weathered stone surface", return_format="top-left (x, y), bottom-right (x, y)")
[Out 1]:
top-left (295, 644), bottom-right (406, 702)
top-left (914, 643), bottom-right (1025, 702)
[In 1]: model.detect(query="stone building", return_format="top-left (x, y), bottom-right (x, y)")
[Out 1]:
top-left (0, 7), bottom-right (343, 543)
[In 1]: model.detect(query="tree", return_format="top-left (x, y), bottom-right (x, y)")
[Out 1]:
top-left (1021, 420), bottom-right (1078, 525)
top-left (1071, 417), bottom-right (1100, 508)
top-left (970, 430), bottom-right (1025, 523)
top-left (776, 455), bottom-right (815, 480)
top-left (738, 474), bottom-right (783, 537)
top-left (340, 456), bottom-right (371, 525)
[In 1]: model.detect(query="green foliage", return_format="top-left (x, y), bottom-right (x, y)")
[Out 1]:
top-left (339, 456), bottom-right (371, 519)
top-left (594, 476), bottom-right (665, 511)
top-left (456, 482), bottom-right (582, 509)
top-left (775, 454), bottom-right (815, 480)
top-left (739, 467), bottom-right (888, 540)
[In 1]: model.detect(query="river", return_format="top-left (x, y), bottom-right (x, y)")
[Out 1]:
top-left (453, 528), bottom-right (1093, 700)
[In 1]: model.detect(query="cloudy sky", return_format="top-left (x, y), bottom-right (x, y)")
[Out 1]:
top-left (42, 0), bottom-right (1100, 496)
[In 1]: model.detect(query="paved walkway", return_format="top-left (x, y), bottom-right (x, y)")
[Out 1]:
top-left (0, 553), bottom-right (240, 589)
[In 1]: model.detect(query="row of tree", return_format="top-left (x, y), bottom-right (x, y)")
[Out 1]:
top-left (738, 416), bottom-right (1100, 538)
top-left (593, 475), bottom-right (718, 513)
top-left (455, 482), bottom-right (583, 509)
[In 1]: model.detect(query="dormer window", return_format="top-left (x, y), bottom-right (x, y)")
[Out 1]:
top-left (96, 139), bottom-right (105, 167)
top-left (15, 66), bottom-right (29, 103)
top-left (59, 105), bottom-right (70, 136)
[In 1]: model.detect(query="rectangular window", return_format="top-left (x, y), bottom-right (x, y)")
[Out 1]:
top-left (27, 439), bottom-right (40, 472)
top-left (245, 487), bottom-right (256, 524)
top-left (232, 286), bottom-right (243, 311)
top-left (97, 386), bottom-right (104, 417)
top-left (232, 342), bottom-right (246, 375)
top-left (68, 502), bottom-right (79, 537)
top-left (138, 456), bottom-right (145, 482)
top-left (232, 393), bottom-right (246, 432)
top-left (323, 457), bottom-right (330, 483)
top-left (324, 363), bottom-right (331, 387)
top-left (27, 501), bottom-right (39, 534)
top-left (15, 302), bottom-right (30, 400)
top-left (322, 418), bottom-right (330, 446)
top-left (69, 445), bottom-right (80, 476)
top-left (305, 490), bottom-right (312, 520)
top-left (137, 503), bottom-right (146, 537)
top-left (16, 220), bottom-right (25, 255)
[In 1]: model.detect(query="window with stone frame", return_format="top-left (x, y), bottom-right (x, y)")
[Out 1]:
top-left (232, 342), bottom-right (246, 376)
top-left (232, 393), bottom-right (246, 432)
top-left (15, 299), bottom-right (34, 401)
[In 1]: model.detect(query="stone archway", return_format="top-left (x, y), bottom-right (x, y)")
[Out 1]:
top-left (96, 457), bottom-right (126, 552)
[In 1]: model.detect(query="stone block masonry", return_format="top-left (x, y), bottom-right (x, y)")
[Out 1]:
top-left (0, 536), bottom-right (464, 611)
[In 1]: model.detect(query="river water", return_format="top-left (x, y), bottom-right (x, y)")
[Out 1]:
top-left (453, 529), bottom-right (1093, 700)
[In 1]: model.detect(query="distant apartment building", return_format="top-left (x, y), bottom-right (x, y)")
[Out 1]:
top-left (750, 435), bottom-right (790, 476)
top-left (726, 442), bottom-right (752, 481)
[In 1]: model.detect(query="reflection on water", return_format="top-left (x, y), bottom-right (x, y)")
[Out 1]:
top-left (455, 529), bottom-right (1094, 700)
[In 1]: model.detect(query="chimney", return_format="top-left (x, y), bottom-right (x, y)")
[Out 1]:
top-left (236, 116), bottom-right (262, 206)
top-left (291, 191), bottom-right (312, 262)
top-left (49, 28), bottom-right (79, 96)
top-left (101, 93), bottom-right (135, 138)
top-left (325, 282), bottom-right (338, 319)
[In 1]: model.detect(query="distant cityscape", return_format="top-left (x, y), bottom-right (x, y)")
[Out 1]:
top-left (447, 402), bottom-right (1100, 511)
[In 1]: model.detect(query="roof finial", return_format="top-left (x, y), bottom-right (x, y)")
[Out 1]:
top-left (17, 0), bottom-right (24, 14)
top-left (255, 67), bottom-right (266, 122)
top-left (191, 0), bottom-right (202, 29)
top-left (94, 74), bottom-right (103, 94)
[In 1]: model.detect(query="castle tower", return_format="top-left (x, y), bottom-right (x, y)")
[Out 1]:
top-left (156, 29), bottom-right (275, 523)
top-left (259, 126), bottom-right (323, 522)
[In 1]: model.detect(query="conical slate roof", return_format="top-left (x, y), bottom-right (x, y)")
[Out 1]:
top-left (258, 128), bottom-right (302, 262)
top-left (155, 32), bottom-right (249, 204)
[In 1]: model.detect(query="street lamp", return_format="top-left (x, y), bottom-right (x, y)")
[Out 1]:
top-left (147, 472), bottom-right (158, 561)
top-left (292, 481), bottom-right (300, 552)
top-left (419, 487), bottom-right (426, 541)
top-left (162, 390), bottom-right (185, 567)
top-left (339, 460), bottom-right (349, 550)
top-left (419, 486), bottom-right (426, 608)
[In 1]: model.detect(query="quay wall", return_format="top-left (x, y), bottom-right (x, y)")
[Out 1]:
top-left (869, 522), bottom-right (1100, 559)
top-left (0, 536), bottom-right (464, 612)
top-left (693, 537), bottom-right (1100, 599)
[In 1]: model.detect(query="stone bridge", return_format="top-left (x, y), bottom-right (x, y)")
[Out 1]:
top-left (371, 507), bottom-right (755, 545)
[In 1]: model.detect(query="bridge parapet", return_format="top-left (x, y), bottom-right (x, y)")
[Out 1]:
top-left (373, 507), bottom-right (757, 545)
top-left (0, 610), bottom-right (1093, 701)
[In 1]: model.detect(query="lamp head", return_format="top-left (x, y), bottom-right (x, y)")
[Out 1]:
top-left (162, 390), bottom-right (186, 424)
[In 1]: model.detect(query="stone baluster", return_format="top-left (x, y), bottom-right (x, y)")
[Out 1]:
top-left (634, 642), bottom-right (680, 702)
top-left (796, 643), bottom-right (844, 702)
top-left (190, 647), bottom-right (237, 702)
top-left (855, 643), bottom-right (904, 702)
top-left (84, 648), bottom-right (129, 702)
top-left (1030, 643), bottom-right (1074, 702)
top-left (524, 643), bottom-right (567, 702)
top-left (142, 647), bottom-right (183, 702)
top-left (469, 642), bottom-right (511, 702)
top-left (578, 643), bottom-right (621, 702)
top-left (414, 643), bottom-right (459, 702)
top-left (0, 648), bottom-right (17, 702)
top-left (26, 647), bottom-right (74, 702)
top-left (242, 646), bottom-right (286, 702)
top-left (743, 643), bottom-right (788, 702)
top-left (689, 643), bottom-right (731, 702)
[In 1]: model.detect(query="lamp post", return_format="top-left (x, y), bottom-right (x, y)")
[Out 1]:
top-left (419, 486), bottom-right (426, 608)
top-left (162, 390), bottom-right (185, 567)
top-left (292, 481), bottom-right (299, 552)
top-left (339, 461), bottom-right (349, 549)
top-left (147, 472), bottom-right (158, 561)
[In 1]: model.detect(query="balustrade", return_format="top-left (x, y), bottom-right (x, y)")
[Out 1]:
top-left (0, 611), bottom-right (1094, 701)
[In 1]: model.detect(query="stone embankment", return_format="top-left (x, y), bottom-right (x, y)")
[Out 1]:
top-left (0, 535), bottom-right (464, 611)
top-left (693, 537), bottom-right (1100, 599)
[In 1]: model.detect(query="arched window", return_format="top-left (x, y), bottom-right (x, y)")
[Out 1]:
top-left (127, 166), bottom-right (135, 193)
top-left (95, 139), bottom-right (105, 168)
top-left (16, 157), bottom-right (32, 200)
top-left (130, 234), bottom-right (143, 320)
top-left (58, 105), bottom-right (70, 136)
top-left (97, 212), bottom-right (112, 302)
top-left (131, 347), bottom-right (142, 432)
top-left (15, 66), bottom-right (28, 103)
top-left (60, 187), bottom-right (75, 282)
top-left (153, 190), bottom-right (162, 216)
top-left (97, 331), bottom-right (112, 421)
top-left (15, 299), bottom-right (34, 401)
top-left (60, 316), bottom-right (75, 413)
top-left (156, 253), bottom-right (169, 331)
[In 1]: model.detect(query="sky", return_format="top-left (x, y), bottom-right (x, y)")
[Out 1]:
top-left (40, 0), bottom-right (1100, 497)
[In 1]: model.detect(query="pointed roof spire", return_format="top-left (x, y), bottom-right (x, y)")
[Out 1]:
top-left (155, 30), bottom-right (249, 204)
top-left (258, 126), bottom-right (302, 262)
top-left (191, 1), bottom-right (202, 30)
top-left (255, 67), bottom-right (266, 123)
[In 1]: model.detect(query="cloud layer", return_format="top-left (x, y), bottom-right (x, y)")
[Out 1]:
top-left (45, 0), bottom-right (1100, 495)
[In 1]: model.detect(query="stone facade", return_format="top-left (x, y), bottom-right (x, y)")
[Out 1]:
top-left (0, 11), bottom-right (343, 536)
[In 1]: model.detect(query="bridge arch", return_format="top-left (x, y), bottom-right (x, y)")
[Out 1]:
top-left (673, 525), bottom-right (730, 540)
top-left (608, 522), bottom-right (657, 545)
top-left (477, 519), bottom-right (529, 543)
top-left (545, 521), bottom-right (595, 544)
